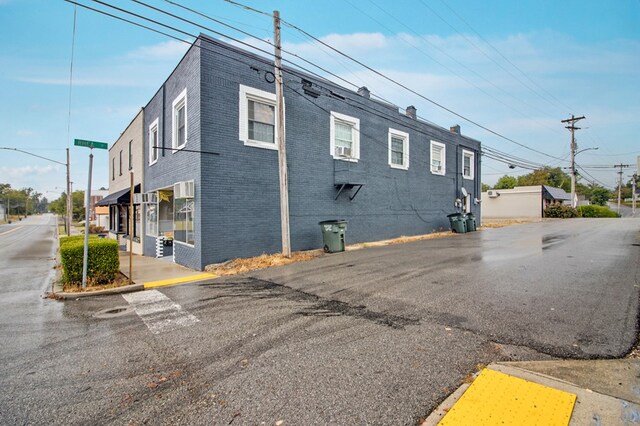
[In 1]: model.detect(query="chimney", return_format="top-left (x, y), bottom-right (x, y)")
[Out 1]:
top-left (405, 105), bottom-right (417, 119)
top-left (357, 86), bottom-right (370, 99)
top-left (450, 124), bottom-right (461, 135)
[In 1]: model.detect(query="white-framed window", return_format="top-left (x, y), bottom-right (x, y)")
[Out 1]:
top-left (330, 111), bottom-right (360, 161)
top-left (172, 88), bottom-right (187, 151)
top-left (388, 128), bottom-right (409, 170)
top-left (462, 149), bottom-right (474, 180)
top-left (145, 192), bottom-right (158, 237)
top-left (148, 118), bottom-right (159, 165)
top-left (430, 140), bottom-right (446, 175)
top-left (174, 180), bottom-right (195, 246)
top-left (239, 85), bottom-right (279, 150)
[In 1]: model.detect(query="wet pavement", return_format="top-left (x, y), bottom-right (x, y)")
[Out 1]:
top-left (0, 216), bottom-right (638, 425)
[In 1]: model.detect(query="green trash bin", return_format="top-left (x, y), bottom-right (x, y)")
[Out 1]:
top-left (319, 220), bottom-right (348, 253)
top-left (465, 212), bottom-right (477, 232)
top-left (447, 213), bottom-right (467, 233)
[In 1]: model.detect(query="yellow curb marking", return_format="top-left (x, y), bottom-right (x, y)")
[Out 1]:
top-left (0, 226), bottom-right (23, 236)
top-left (143, 273), bottom-right (217, 289)
top-left (438, 368), bottom-right (576, 426)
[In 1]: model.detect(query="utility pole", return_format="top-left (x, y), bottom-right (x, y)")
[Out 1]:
top-left (630, 173), bottom-right (637, 215)
top-left (561, 115), bottom-right (585, 208)
top-left (614, 164), bottom-right (630, 214)
top-left (66, 148), bottom-right (72, 236)
top-left (129, 171), bottom-right (134, 285)
top-left (273, 10), bottom-right (291, 257)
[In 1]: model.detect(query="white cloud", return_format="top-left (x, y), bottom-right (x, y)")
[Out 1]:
top-left (0, 165), bottom-right (61, 179)
top-left (16, 129), bottom-right (35, 137)
top-left (127, 40), bottom-right (190, 60)
top-left (320, 32), bottom-right (388, 52)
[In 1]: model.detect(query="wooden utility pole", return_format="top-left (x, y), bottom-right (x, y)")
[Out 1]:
top-left (129, 171), bottom-right (134, 285)
top-left (561, 115), bottom-right (585, 208)
top-left (273, 10), bottom-right (291, 257)
top-left (614, 164), bottom-right (630, 213)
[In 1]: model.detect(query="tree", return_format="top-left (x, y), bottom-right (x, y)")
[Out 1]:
top-left (494, 175), bottom-right (517, 189)
top-left (589, 187), bottom-right (611, 206)
top-left (481, 182), bottom-right (491, 192)
top-left (49, 190), bottom-right (85, 221)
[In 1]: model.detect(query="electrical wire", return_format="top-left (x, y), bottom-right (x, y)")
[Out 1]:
top-left (224, 0), bottom-right (569, 163)
top-left (67, 0), bottom-right (562, 176)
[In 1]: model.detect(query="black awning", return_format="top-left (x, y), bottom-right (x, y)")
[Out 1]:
top-left (96, 184), bottom-right (141, 206)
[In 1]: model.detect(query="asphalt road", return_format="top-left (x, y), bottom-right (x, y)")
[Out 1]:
top-left (0, 217), bottom-right (638, 425)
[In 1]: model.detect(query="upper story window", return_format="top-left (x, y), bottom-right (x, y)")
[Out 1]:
top-left (112, 158), bottom-right (115, 181)
top-left (128, 140), bottom-right (133, 170)
top-left (330, 111), bottom-right (360, 162)
top-left (172, 88), bottom-right (187, 151)
top-left (148, 118), bottom-right (159, 165)
top-left (119, 150), bottom-right (123, 176)
top-left (239, 84), bottom-right (278, 150)
top-left (430, 140), bottom-right (446, 175)
top-left (462, 149), bottom-right (474, 180)
top-left (388, 128), bottom-right (409, 170)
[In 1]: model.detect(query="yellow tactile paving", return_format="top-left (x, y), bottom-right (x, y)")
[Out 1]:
top-left (438, 368), bottom-right (576, 426)
top-left (143, 273), bottom-right (216, 289)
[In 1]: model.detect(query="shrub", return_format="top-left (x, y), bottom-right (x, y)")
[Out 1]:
top-left (60, 237), bottom-right (119, 285)
top-left (544, 204), bottom-right (579, 218)
top-left (577, 205), bottom-right (620, 218)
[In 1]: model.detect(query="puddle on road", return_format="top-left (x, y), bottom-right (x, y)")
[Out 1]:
top-left (93, 305), bottom-right (133, 319)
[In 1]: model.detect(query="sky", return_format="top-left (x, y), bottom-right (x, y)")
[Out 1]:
top-left (0, 0), bottom-right (639, 200)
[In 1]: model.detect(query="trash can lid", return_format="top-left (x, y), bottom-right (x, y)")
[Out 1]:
top-left (446, 213), bottom-right (464, 218)
top-left (319, 219), bottom-right (348, 225)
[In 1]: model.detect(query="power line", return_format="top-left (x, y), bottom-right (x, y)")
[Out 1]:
top-left (362, 0), bottom-right (566, 135)
top-left (435, 0), bottom-right (574, 113)
top-left (69, 0), bottom-right (560, 175)
top-left (224, 0), bottom-right (568, 163)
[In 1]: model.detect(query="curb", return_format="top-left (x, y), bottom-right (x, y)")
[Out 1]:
top-left (54, 283), bottom-right (144, 299)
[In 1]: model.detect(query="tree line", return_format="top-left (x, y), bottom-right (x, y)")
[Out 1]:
top-left (481, 167), bottom-right (616, 206)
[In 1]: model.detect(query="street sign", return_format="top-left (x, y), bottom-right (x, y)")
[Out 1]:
top-left (74, 139), bottom-right (108, 150)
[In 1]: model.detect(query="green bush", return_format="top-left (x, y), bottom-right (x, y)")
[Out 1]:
top-left (544, 204), bottom-right (579, 218)
top-left (60, 237), bottom-right (119, 285)
top-left (577, 205), bottom-right (620, 218)
top-left (60, 235), bottom-right (97, 246)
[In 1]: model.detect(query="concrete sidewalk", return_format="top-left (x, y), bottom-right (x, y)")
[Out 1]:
top-left (423, 359), bottom-right (640, 425)
top-left (54, 251), bottom-right (216, 299)
top-left (118, 251), bottom-right (215, 289)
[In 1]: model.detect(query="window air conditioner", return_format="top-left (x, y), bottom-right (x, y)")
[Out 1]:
top-left (335, 146), bottom-right (352, 157)
top-left (174, 180), bottom-right (195, 198)
top-left (487, 190), bottom-right (499, 198)
top-left (141, 192), bottom-right (158, 204)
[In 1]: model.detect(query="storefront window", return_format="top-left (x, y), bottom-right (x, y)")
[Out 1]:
top-left (145, 202), bottom-right (157, 236)
top-left (174, 197), bottom-right (194, 245)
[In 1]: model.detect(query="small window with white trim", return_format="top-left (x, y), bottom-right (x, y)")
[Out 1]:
top-left (330, 112), bottom-right (360, 161)
top-left (172, 89), bottom-right (187, 151)
top-left (430, 141), bottom-right (446, 175)
top-left (388, 128), bottom-right (409, 170)
top-left (462, 149), bottom-right (474, 180)
top-left (239, 85), bottom-right (278, 150)
top-left (148, 118), bottom-right (159, 165)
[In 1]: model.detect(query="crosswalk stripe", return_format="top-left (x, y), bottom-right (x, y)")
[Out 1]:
top-left (122, 289), bottom-right (199, 334)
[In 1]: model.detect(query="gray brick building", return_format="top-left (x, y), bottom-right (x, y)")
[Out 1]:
top-left (140, 34), bottom-right (481, 270)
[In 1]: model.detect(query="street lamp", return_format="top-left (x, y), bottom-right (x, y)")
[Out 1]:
top-left (572, 147), bottom-right (599, 208)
